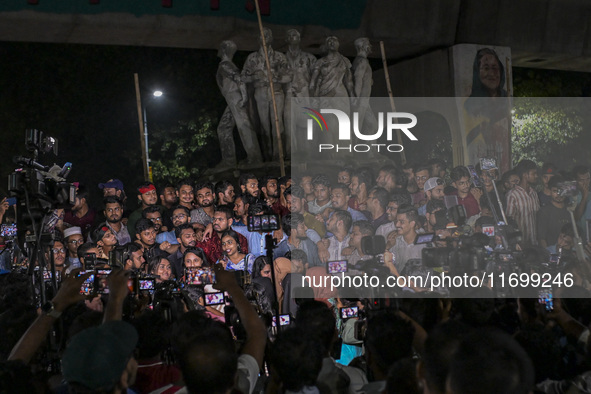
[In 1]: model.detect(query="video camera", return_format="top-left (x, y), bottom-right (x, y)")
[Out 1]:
top-left (8, 130), bottom-right (76, 251)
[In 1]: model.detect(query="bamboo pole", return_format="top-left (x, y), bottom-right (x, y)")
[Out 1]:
top-left (254, 0), bottom-right (285, 176)
top-left (134, 73), bottom-right (149, 181)
top-left (379, 41), bottom-right (407, 165)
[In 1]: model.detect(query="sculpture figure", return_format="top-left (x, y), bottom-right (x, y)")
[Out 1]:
top-left (242, 28), bottom-right (289, 162)
top-left (309, 36), bottom-right (355, 148)
top-left (352, 37), bottom-right (378, 133)
top-left (215, 40), bottom-right (263, 166)
top-left (284, 29), bottom-right (316, 154)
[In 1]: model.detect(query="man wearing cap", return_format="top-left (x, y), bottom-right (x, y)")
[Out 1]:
top-left (62, 269), bottom-right (139, 393)
top-left (418, 177), bottom-right (445, 216)
top-left (64, 226), bottom-right (84, 271)
top-left (128, 182), bottom-right (159, 241)
top-left (103, 196), bottom-right (131, 246)
top-left (99, 178), bottom-right (125, 200)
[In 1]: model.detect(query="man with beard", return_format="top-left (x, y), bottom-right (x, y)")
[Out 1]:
top-left (197, 206), bottom-right (248, 265)
top-left (91, 223), bottom-right (119, 259)
top-left (239, 173), bottom-right (260, 200)
top-left (103, 196), bottom-right (131, 246)
top-left (418, 177), bottom-right (445, 216)
top-left (159, 182), bottom-right (179, 231)
top-left (284, 213), bottom-right (321, 267)
top-left (135, 218), bottom-right (169, 262)
top-left (349, 168), bottom-right (373, 213)
top-left (215, 180), bottom-right (235, 207)
top-left (48, 240), bottom-right (67, 274)
top-left (191, 181), bottom-right (216, 227)
top-left (128, 182), bottom-right (159, 241)
top-left (376, 164), bottom-right (400, 193)
top-left (391, 204), bottom-right (425, 273)
top-left (143, 206), bottom-right (178, 255)
top-left (537, 175), bottom-right (571, 248)
top-left (167, 223), bottom-right (197, 278)
top-left (232, 193), bottom-right (250, 227)
top-left (261, 175), bottom-right (288, 217)
top-left (64, 185), bottom-right (96, 239)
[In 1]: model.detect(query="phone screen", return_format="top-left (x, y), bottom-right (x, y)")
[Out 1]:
top-left (185, 267), bottom-right (215, 285)
top-left (272, 314), bottom-right (291, 327)
top-left (340, 306), bottom-right (359, 319)
top-left (327, 260), bottom-right (348, 274)
top-left (204, 292), bottom-right (225, 305)
top-left (79, 270), bottom-right (95, 295)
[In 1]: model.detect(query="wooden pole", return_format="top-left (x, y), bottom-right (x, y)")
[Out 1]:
top-left (134, 73), bottom-right (149, 181)
top-left (379, 41), bottom-right (407, 165)
top-left (254, 0), bottom-right (286, 176)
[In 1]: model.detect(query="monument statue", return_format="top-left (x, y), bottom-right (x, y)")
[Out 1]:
top-left (309, 36), bottom-right (355, 148)
top-left (284, 29), bottom-right (316, 154)
top-left (242, 27), bottom-right (289, 162)
top-left (215, 40), bottom-right (263, 166)
top-left (352, 37), bottom-right (378, 134)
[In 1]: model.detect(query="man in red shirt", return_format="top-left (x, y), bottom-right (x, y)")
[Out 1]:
top-left (197, 205), bottom-right (248, 264)
top-left (448, 166), bottom-right (481, 219)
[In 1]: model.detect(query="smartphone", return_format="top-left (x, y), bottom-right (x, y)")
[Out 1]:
top-left (340, 306), bottom-right (359, 319)
top-left (482, 225), bottom-right (495, 237)
top-left (247, 214), bottom-right (280, 232)
top-left (272, 314), bottom-right (291, 327)
top-left (415, 233), bottom-right (435, 245)
top-left (78, 270), bottom-right (95, 296)
top-left (204, 292), bottom-right (225, 306)
top-left (139, 278), bottom-right (156, 291)
top-left (185, 267), bottom-right (215, 285)
top-left (0, 224), bottom-right (17, 238)
top-left (96, 269), bottom-right (112, 294)
top-left (538, 289), bottom-right (553, 312)
top-left (84, 253), bottom-right (97, 270)
top-left (327, 260), bottom-right (348, 274)
top-left (43, 270), bottom-right (61, 282)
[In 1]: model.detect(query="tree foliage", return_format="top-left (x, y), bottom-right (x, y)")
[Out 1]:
top-left (150, 112), bottom-right (220, 184)
top-left (510, 68), bottom-right (591, 169)
top-left (511, 99), bottom-right (583, 167)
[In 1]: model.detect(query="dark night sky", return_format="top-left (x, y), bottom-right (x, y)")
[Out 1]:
top-left (0, 41), bottom-right (228, 205)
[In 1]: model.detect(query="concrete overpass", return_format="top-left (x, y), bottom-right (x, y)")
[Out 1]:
top-left (1, 0), bottom-right (591, 73)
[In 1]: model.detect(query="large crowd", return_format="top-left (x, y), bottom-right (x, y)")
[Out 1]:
top-left (2, 157), bottom-right (591, 393)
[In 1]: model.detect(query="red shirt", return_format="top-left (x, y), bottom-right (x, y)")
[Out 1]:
top-left (448, 189), bottom-right (480, 218)
top-left (196, 231), bottom-right (249, 265)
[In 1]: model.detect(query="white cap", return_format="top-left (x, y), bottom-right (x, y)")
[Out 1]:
top-left (63, 226), bottom-right (82, 238)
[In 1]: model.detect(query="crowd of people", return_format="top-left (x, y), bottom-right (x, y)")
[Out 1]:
top-left (2, 157), bottom-right (591, 393)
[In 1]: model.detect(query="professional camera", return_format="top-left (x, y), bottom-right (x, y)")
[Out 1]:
top-left (8, 129), bottom-right (76, 251)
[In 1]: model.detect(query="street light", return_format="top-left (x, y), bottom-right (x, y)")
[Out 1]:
top-left (143, 90), bottom-right (163, 182)
top-left (133, 73), bottom-right (163, 182)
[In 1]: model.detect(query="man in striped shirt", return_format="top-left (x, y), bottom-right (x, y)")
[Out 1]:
top-left (506, 160), bottom-right (540, 246)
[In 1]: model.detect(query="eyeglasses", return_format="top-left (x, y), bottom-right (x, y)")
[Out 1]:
top-left (149, 217), bottom-right (162, 222)
top-left (52, 248), bottom-right (66, 254)
top-left (68, 239), bottom-right (84, 245)
top-left (416, 176), bottom-right (428, 181)
top-left (172, 214), bottom-right (187, 220)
